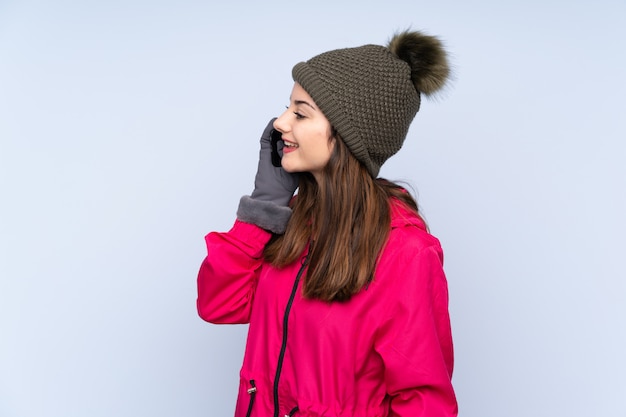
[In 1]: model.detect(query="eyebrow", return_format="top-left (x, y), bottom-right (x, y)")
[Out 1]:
top-left (293, 99), bottom-right (317, 111)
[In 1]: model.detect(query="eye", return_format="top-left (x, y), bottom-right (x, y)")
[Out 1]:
top-left (293, 111), bottom-right (305, 120)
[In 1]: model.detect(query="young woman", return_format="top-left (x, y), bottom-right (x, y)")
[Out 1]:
top-left (197, 30), bottom-right (457, 417)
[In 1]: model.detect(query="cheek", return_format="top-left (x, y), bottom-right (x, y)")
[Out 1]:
top-left (312, 135), bottom-right (332, 160)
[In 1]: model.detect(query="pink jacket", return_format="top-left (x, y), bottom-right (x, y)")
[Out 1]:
top-left (197, 200), bottom-right (457, 417)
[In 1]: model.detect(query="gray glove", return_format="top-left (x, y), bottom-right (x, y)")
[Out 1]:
top-left (236, 118), bottom-right (299, 234)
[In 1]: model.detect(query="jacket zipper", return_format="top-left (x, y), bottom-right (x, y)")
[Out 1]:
top-left (245, 379), bottom-right (257, 417)
top-left (273, 252), bottom-right (309, 417)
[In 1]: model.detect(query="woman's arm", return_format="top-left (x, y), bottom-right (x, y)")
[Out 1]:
top-left (197, 220), bottom-right (271, 324)
top-left (375, 241), bottom-right (457, 417)
top-left (197, 119), bottom-right (298, 324)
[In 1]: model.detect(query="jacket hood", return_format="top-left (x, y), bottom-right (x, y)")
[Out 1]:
top-left (390, 197), bottom-right (427, 230)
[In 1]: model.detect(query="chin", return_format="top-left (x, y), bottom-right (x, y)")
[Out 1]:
top-left (280, 162), bottom-right (296, 173)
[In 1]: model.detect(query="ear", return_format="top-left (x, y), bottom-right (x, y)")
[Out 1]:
top-left (328, 132), bottom-right (337, 151)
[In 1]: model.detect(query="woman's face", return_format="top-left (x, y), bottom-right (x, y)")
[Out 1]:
top-left (273, 83), bottom-right (335, 182)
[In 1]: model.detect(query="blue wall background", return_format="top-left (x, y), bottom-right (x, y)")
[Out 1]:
top-left (1, 1), bottom-right (625, 416)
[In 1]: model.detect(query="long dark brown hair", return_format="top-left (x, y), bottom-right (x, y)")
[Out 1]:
top-left (264, 134), bottom-right (422, 302)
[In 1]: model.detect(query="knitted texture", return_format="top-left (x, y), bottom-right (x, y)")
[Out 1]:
top-left (292, 45), bottom-right (420, 177)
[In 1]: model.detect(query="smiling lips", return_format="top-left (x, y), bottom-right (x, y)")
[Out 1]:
top-left (282, 140), bottom-right (299, 153)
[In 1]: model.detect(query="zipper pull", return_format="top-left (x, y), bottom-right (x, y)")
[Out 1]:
top-left (247, 380), bottom-right (257, 394)
top-left (245, 380), bottom-right (257, 417)
top-left (285, 405), bottom-right (299, 416)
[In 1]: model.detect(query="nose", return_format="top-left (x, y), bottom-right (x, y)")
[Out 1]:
top-left (273, 109), bottom-right (290, 134)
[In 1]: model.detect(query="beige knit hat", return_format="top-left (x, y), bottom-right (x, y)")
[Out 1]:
top-left (292, 31), bottom-right (450, 177)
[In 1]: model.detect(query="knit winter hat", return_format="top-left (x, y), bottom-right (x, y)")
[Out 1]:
top-left (292, 31), bottom-right (450, 177)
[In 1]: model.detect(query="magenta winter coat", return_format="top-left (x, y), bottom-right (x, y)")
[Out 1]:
top-left (197, 199), bottom-right (457, 417)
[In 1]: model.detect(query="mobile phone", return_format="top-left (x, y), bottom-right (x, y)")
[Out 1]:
top-left (270, 129), bottom-right (283, 168)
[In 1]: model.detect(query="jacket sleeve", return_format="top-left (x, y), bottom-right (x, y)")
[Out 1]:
top-left (374, 241), bottom-right (458, 417)
top-left (196, 220), bottom-right (272, 324)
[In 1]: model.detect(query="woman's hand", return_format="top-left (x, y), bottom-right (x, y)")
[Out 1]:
top-left (236, 119), bottom-right (299, 234)
top-left (250, 118), bottom-right (299, 206)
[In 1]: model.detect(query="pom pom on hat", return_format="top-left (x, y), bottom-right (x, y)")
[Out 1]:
top-left (388, 30), bottom-right (450, 96)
